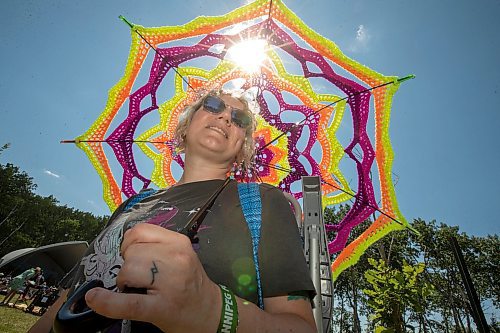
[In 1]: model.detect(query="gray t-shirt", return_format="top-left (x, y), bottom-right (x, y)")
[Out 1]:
top-left (68, 179), bottom-right (314, 329)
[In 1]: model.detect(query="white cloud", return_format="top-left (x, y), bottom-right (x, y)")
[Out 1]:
top-left (356, 25), bottom-right (369, 42)
top-left (87, 200), bottom-right (99, 209)
top-left (44, 169), bottom-right (61, 178)
top-left (349, 24), bottom-right (371, 53)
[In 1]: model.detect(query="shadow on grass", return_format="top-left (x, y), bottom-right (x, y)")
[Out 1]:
top-left (0, 295), bottom-right (39, 333)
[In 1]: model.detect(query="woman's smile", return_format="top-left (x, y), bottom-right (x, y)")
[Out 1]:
top-left (206, 125), bottom-right (228, 139)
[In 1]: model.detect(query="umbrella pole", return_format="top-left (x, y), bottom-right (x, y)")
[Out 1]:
top-left (302, 176), bottom-right (333, 333)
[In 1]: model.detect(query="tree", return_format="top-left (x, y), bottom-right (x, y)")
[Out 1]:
top-left (408, 219), bottom-right (499, 332)
top-left (363, 258), bottom-right (434, 333)
top-left (325, 205), bottom-right (499, 332)
top-left (0, 156), bottom-right (107, 258)
top-left (326, 205), bottom-right (373, 332)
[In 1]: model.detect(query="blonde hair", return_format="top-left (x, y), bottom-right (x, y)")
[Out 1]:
top-left (174, 89), bottom-right (258, 167)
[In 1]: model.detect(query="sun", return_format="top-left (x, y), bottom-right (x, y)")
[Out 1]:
top-left (226, 39), bottom-right (268, 73)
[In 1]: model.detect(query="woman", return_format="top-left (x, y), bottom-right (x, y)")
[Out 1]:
top-left (40, 89), bottom-right (316, 332)
top-left (1, 267), bottom-right (38, 306)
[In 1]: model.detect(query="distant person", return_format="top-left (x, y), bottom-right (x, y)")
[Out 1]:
top-left (30, 267), bottom-right (45, 288)
top-left (21, 267), bottom-right (45, 301)
top-left (1, 267), bottom-right (37, 306)
top-left (0, 272), bottom-right (7, 291)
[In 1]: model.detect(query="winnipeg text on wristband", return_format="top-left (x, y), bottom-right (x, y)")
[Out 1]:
top-left (217, 284), bottom-right (239, 333)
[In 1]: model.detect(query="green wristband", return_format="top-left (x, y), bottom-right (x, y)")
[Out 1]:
top-left (217, 284), bottom-right (239, 333)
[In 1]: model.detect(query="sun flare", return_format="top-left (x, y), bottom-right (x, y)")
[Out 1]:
top-left (227, 39), bottom-right (268, 73)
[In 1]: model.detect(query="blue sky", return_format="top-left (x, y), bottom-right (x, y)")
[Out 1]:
top-left (1, 0), bottom-right (499, 237)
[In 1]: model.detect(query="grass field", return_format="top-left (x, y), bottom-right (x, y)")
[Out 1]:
top-left (0, 295), bottom-right (40, 333)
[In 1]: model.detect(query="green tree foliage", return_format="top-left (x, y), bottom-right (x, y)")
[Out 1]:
top-left (363, 258), bottom-right (434, 333)
top-left (326, 204), bottom-right (372, 333)
top-left (0, 151), bottom-right (108, 258)
top-left (407, 219), bottom-right (499, 332)
top-left (325, 205), bottom-right (499, 332)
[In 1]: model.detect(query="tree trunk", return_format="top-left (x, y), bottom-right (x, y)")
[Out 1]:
top-left (419, 313), bottom-right (429, 333)
top-left (402, 309), bottom-right (407, 333)
top-left (424, 315), bottom-right (435, 333)
top-left (391, 302), bottom-right (404, 333)
top-left (465, 311), bottom-right (472, 333)
top-left (457, 309), bottom-right (466, 333)
top-left (443, 310), bottom-right (450, 333)
top-left (451, 306), bottom-right (463, 332)
top-left (445, 268), bottom-right (463, 333)
top-left (378, 242), bottom-right (388, 263)
top-left (346, 283), bottom-right (360, 333)
top-left (443, 309), bottom-right (450, 333)
top-left (339, 294), bottom-right (344, 332)
top-left (351, 278), bottom-right (361, 333)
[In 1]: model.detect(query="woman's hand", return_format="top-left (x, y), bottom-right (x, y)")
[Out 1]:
top-left (84, 223), bottom-right (221, 333)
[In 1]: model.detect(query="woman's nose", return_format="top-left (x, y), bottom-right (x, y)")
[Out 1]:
top-left (218, 109), bottom-right (232, 125)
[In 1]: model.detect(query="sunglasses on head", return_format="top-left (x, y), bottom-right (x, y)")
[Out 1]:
top-left (202, 95), bottom-right (252, 129)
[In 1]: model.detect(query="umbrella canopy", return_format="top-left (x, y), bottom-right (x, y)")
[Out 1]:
top-left (0, 241), bottom-right (88, 286)
top-left (67, 0), bottom-right (414, 281)
top-left (0, 248), bottom-right (36, 265)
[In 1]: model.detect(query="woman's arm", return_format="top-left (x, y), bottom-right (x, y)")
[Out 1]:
top-left (85, 223), bottom-right (316, 333)
top-left (237, 294), bottom-right (316, 332)
top-left (85, 278), bottom-right (316, 333)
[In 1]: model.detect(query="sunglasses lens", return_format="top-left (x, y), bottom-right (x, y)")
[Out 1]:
top-left (232, 110), bottom-right (251, 129)
top-left (203, 95), bottom-right (225, 114)
top-left (203, 95), bottom-right (251, 129)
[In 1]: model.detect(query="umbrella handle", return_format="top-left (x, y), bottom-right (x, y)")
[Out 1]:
top-left (53, 279), bottom-right (116, 333)
top-left (53, 280), bottom-right (160, 333)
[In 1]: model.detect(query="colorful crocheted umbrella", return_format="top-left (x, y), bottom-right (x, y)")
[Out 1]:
top-left (65, 0), bottom-right (414, 280)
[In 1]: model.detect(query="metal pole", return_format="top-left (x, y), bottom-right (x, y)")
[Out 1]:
top-left (449, 236), bottom-right (490, 333)
top-left (302, 176), bottom-right (333, 333)
top-left (308, 224), bottom-right (323, 332)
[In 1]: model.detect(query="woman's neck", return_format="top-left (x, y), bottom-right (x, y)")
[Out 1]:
top-left (177, 154), bottom-right (230, 185)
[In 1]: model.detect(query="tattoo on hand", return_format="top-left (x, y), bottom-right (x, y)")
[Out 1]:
top-left (150, 261), bottom-right (159, 285)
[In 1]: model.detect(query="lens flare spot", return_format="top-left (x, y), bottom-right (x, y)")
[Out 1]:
top-left (238, 274), bottom-right (252, 286)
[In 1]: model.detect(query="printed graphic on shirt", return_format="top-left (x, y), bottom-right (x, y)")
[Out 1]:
top-left (81, 220), bottom-right (124, 290)
top-left (80, 203), bottom-right (180, 290)
top-left (127, 205), bottom-right (179, 230)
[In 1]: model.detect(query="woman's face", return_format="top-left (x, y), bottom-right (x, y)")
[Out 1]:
top-left (184, 94), bottom-right (248, 165)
